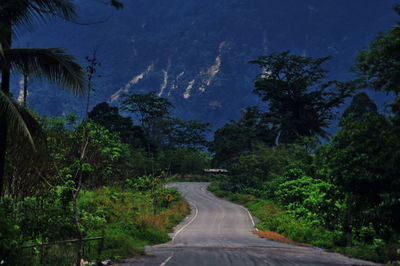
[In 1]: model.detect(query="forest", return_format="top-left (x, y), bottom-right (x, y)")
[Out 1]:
top-left (1, 0), bottom-right (400, 265)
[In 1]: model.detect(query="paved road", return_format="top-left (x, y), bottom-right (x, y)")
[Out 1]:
top-left (117, 182), bottom-right (377, 266)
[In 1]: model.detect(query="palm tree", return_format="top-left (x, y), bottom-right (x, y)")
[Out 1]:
top-left (0, 0), bottom-right (85, 195)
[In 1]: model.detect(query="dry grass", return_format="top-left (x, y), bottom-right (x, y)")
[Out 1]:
top-left (254, 230), bottom-right (312, 247)
top-left (139, 214), bottom-right (168, 229)
top-left (137, 200), bottom-right (190, 231)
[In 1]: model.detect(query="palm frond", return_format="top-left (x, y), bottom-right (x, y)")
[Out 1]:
top-left (31, 0), bottom-right (76, 20)
top-left (0, 90), bottom-right (43, 149)
top-left (5, 47), bottom-right (86, 95)
top-left (0, 0), bottom-right (76, 29)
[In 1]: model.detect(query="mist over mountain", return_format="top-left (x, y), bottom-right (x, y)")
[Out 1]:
top-left (13, 0), bottom-right (398, 128)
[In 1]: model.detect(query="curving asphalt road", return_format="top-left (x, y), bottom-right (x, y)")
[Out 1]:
top-left (117, 182), bottom-right (378, 266)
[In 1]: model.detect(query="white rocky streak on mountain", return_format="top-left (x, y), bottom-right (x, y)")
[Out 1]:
top-left (169, 71), bottom-right (185, 96)
top-left (308, 5), bottom-right (317, 13)
top-left (130, 36), bottom-right (138, 57)
top-left (17, 75), bottom-right (28, 102)
top-left (158, 59), bottom-right (171, 97)
top-left (198, 41), bottom-right (225, 93)
top-left (263, 31), bottom-right (268, 53)
top-left (183, 79), bottom-right (196, 99)
top-left (158, 70), bottom-right (169, 97)
top-left (110, 64), bottom-right (154, 102)
top-left (204, 55), bottom-right (221, 86)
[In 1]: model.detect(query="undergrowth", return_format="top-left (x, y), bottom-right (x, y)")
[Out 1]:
top-left (78, 185), bottom-right (190, 261)
top-left (208, 183), bottom-right (396, 263)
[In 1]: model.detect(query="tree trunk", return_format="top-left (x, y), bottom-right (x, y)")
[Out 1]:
top-left (23, 73), bottom-right (28, 106)
top-left (0, 22), bottom-right (12, 196)
top-left (0, 120), bottom-right (7, 196)
top-left (345, 192), bottom-right (354, 246)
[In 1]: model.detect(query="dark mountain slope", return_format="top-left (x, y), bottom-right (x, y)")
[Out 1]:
top-left (13, 0), bottom-right (398, 128)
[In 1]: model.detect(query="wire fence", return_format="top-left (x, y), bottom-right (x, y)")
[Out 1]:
top-left (17, 237), bottom-right (104, 266)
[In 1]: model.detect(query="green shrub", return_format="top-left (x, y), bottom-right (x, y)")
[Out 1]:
top-left (335, 239), bottom-right (389, 263)
top-left (275, 174), bottom-right (344, 228)
top-left (76, 185), bottom-right (189, 261)
top-left (102, 225), bottom-right (144, 259)
top-left (0, 197), bottom-right (22, 265)
top-left (138, 227), bottom-right (170, 244)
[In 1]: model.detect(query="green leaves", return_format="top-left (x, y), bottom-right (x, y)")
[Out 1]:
top-left (321, 111), bottom-right (400, 236)
top-left (120, 92), bottom-right (210, 152)
top-left (0, 91), bottom-right (43, 148)
top-left (251, 51), bottom-right (354, 144)
top-left (0, 0), bottom-right (77, 29)
top-left (5, 48), bottom-right (85, 94)
top-left (275, 175), bottom-right (343, 228)
top-left (210, 106), bottom-right (274, 166)
top-left (355, 27), bottom-right (400, 94)
top-left (121, 91), bottom-right (173, 130)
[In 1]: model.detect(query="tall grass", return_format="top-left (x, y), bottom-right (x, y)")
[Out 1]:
top-left (78, 186), bottom-right (190, 261)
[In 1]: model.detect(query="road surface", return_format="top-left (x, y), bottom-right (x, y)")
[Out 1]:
top-left (117, 182), bottom-right (377, 266)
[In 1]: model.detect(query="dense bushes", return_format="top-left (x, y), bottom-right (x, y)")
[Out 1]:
top-left (1, 109), bottom-right (202, 264)
top-left (0, 181), bottom-right (190, 264)
top-left (130, 148), bottom-right (211, 177)
top-left (275, 174), bottom-right (344, 228)
top-left (210, 134), bottom-right (400, 262)
top-left (0, 190), bottom-right (76, 265)
top-left (77, 185), bottom-right (189, 260)
top-left (209, 181), bottom-right (395, 262)
top-left (209, 104), bottom-right (400, 263)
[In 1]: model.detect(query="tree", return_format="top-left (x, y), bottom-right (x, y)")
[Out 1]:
top-left (88, 102), bottom-right (146, 147)
top-left (250, 51), bottom-right (353, 144)
top-left (341, 92), bottom-right (377, 123)
top-left (121, 91), bottom-right (173, 149)
top-left (121, 91), bottom-right (173, 130)
top-left (121, 91), bottom-right (211, 156)
top-left (354, 4), bottom-right (400, 121)
top-left (355, 4), bottom-right (400, 95)
top-left (0, 0), bottom-right (85, 195)
top-left (84, 50), bottom-right (101, 119)
top-left (167, 119), bottom-right (210, 151)
top-left (210, 107), bottom-right (274, 167)
top-left (322, 112), bottom-right (400, 245)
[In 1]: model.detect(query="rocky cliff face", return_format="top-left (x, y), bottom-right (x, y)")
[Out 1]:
top-left (14, 0), bottom-right (398, 128)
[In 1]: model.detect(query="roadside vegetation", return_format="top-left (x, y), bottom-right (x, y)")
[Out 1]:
top-left (0, 2), bottom-right (209, 264)
top-left (1, 1), bottom-right (400, 265)
top-left (0, 104), bottom-right (207, 264)
top-left (209, 5), bottom-right (400, 264)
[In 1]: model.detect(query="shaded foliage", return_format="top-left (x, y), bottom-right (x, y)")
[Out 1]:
top-left (354, 4), bottom-right (400, 94)
top-left (251, 51), bottom-right (354, 144)
top-left (210, 107), bottom-right (274, 167)
top-left (341, 92), bottom-right (377, 123)
top-left (121, 92), bottom-right (210, 152)
top-left (89, 102), bottom-right (147, 148)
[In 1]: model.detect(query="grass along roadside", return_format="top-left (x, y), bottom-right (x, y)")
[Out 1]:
top-left (77, 185), bottom-right (190, 262)
top-left (1, 182), bottom-right (190, 265)
top-left (208, 182), bottom-right (394, 263)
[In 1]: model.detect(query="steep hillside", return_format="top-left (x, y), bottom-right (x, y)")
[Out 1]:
top-left (13, 0), bottom-right (398, 128)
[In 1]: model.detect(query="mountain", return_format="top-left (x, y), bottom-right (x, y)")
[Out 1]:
top-left (13, 0), bottom-right (398, 129)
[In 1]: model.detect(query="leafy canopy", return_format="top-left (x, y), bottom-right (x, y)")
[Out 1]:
top-left (210, 106), bottom-right (274, 167)
top-left (355, 4), bottom-right (400, 94)
top-left (251, 51), bottom-right (353, 144)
